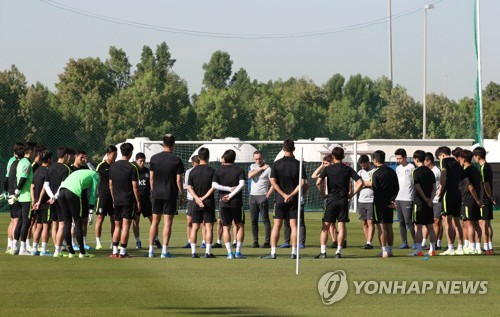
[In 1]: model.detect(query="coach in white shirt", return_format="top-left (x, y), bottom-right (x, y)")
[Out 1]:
top-left (394, 148), bottom-right (416, 249)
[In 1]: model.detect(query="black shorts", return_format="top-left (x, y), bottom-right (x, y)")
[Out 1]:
top-left (114, 204), bottom-right (136, 221)
top-left (433, 202), bottom-right (443, 219)
top-left (36, 205), bottom-right (51, 224)
top-left (96, 194), bottom-right (114, 216)
top-left (50, 200), bottom-right (65, 222)
top-left (323, 198), bottom-right (349, 223)
top-left (373, 203), bottom-right (394, 224)
top-left (192, 207), bottom-right (216, 224)
top-left (358, 202), bottom-right (374, 221)
top-left (139, 196), bottom-right (152, 218)
top-left (413, 201), bottom-right (434, 225)
top-left (220, 206), bottom-right (244, 226)
top-left (186, 200), bottom-right (196, 217)
top-left (480, 199), bottom-right (493, 221)
top-left (274, 203), bottom-right (298, 220)
top-left (462, 203), bottom-right (481, 221)
top-left (10, 202), bottom-right (21, 219)
top-left (442, 192), bottom-right (461, 217)
top-left (153, 199), bottom-right (178, 215)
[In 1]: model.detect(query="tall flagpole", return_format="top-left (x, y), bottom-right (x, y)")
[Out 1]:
top-left (296, 147), bottom-right (304, 275)
top-left (475, 0), bottom-right (484, 145)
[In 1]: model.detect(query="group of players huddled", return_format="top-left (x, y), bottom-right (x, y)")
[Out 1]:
top-left (3, 135), bottom-right (495, 259)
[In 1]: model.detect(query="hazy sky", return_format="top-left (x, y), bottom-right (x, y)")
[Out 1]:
top-left (1, 0), bottom-right (498, 102)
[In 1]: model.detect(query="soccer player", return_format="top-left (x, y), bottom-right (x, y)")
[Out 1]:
top-left (109, 143), bottom-right (141, 258)
top-left (58, 169), bottom-right (99, 258)
top-left (30, 150), bottom-right (53, 256)
top-left (212, 149), bottom-right (246, 259)
top-left (369, 150), bottom-right (399, 258)
top-left (5, 142), bottom-right (23, 253)
top-left (435, 146), bottom-right (465, 255)
top-left (424, 152), bottom-right (444, 250)
top-left (94, 145), bottom-right (117, 250)
top-left (394, 148), bottom-right (416, 249)
top-left (409, 150), bottom-right (437, 256)
top-left (248, 150), bottom-right (273, 248)
top-left (187, 147), bottom-right (217, 258)
top-left (357, 154), bottom-right (375, 249)
top-left (45, 146), bottom-right (72, 257)
top-left (148, 134), bottom-right (184, 258)
top-left (131, 152), bottom-right (160, 249)
top-left (265, 139), bottom-right (307, 260)
top-left (70, 149), bottom-right (92, 251)
top-left (281, 182), bottom-right (307, 249)
top-left (183, 155), bottom-right (201, 248)
top-left (12, 142), bottom-right (35, 255)
top-left (458, 149), bottom-right (483, 255)
top-left (473, 146), bottom-right (495, 254)
top-left (316, 147), bottom-right (363, 258)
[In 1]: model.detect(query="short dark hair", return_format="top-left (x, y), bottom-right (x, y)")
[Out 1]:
top-left (13, 142), bottom-right (24, 154)
top-left (198, 147), bottom-right (210, 161)
top-left (452, 147), bottom-right (463, 158)
top-left (23, 142), bottom-right (36, 153)
top-left (106, 145), bottom-right (118, 154)
top-left (472, 146), bottom-right (486, 159)
top-left (394, 148), bottom-right (407, 157)
top-left (15, 145), bottom-right (25, 158)
top-left (372, 150), bottom-right (386, 164)
top-left (323, 154), bottom-right (333, 163)
top-left (435, 146), bottom-right (451, 158)
top-left (358, 154), bottom-right (370, 164)
top-left (135, 152), bottom-right (146, 161)
top-left (120, 142), bottom-right (134, 157)
top-left (424, 152), bottom-right (434, 162)
top-left (191, 155), bottom-right (200, 164)
top-left (332, 147), bottom-right (345, 160)
top-left (75, 149), bottom-right (87, 156)
top-left (283, 139), bottom-right (295, 152)
top-left (163, 134), bottom-right (175, 147)
top-left (412, 150), bottom-right (425, 163)
top-left (34, 144), bottom-right (45, 157)
top-left (57, 146), bottom-right (68, 159)
top-left (222, 149), bottom-right (236, 163)
top-left (459, 149), bottom-right (473, 163)
top-left (253, 150), bottom-right (262, 156)
top-left (40, 150), bottom-right (52, 163)
top-left (66, 148), bottom-right (75, 156)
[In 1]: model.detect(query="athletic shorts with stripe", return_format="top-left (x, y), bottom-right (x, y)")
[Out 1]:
top-left (36, 204), bottom-right (51, 224)
top-left (114, 203), bottom-right (136, 221)
top-left (373, 203), bottom-right (394, 224)
top-left (96, 194), bottom-right (114, 216)
top-left (413, 201), bottom-right (434, 225)
top-left (441, 192), bottom-right (461, 217)
top-left (480, 198), bottom-right (494, 220)
top-left (461, 203), bottom-right (481, 221)
top-left (50, 200), bottom-right (65, 222)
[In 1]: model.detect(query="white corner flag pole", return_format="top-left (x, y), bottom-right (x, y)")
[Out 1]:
top-left (296, 147), bottom-right (304, 275)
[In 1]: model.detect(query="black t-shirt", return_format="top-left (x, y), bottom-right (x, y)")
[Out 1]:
top-left (149, 151), bottom-right (184, 200)
top-left (8, 159), bottom-right (20, 195)
top-left (47, 162), bottom-right (71, 194)
top-left (270, 156), bottom-right (307, 204)
top-left (213, 164), bottom-right (246, 208)
top-left (319, 162), bottom-right (360, 200)
top-left (188, 164), bottom-right (216, 211)
top-left (133, 163), bottom-right (150, 198)
top-left (31, 162), bottom-right (40, 174)
top-left (32, 166), bottom-right (49, 203)
top-left (96, 161), bottom-right (112, 198)
top-left (462, 165), bottom-right (482, 205)
top-left (440, 157), bottom-right (463, 196)
top-left (371, 165), bottom-right (399, 206)
top-left (412, 166), bottom-right (436, 203)
top-left (109, 160), bottom-right (139, 205)
top-left (480, 162), bottom-right (494, 203)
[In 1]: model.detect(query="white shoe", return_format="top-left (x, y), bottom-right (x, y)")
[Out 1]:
top-left (440, 249), bottom-right (455, 256)
top-left (5, 247), bottom-right (11, 254)
top-left (68, 253), bottom-right (76, 258)
top-left (95, 243), bottom-right (103, 250)
top-left (19, 249), bottom-right (31, 256)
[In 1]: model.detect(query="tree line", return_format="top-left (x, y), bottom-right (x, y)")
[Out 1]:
top-left (0, 42), bottom-right (499, 160)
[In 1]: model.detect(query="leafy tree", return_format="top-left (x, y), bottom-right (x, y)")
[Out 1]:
top-left (482, 82), bottom-right (500, 139)
top-left (106, 46), bottom-right (131, 90)
top-left (202, 51), bottom-right (233, 90)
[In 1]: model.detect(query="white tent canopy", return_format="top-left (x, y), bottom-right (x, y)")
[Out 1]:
top-left (189, 137), bottom-right (258, 163)
top-left (274, 138), bottom-right (340, 162)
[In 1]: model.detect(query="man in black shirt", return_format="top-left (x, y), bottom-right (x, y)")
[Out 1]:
top-left (94, 145), bottom-right (117, 250)
top-left (213, 149), bottom-right (246, 259)
top-left (70, 149), bottom-right (92, 251)
top-left (458, 149), bottom-right (483, 255)
top-left (148, 134), bottom-right (184, 258)
top-left (435, 146), bottom-right (465, 255)
top-left (410, 150), bottom-right (437, 256)
top-left (187, 147), bottom-right (217, 258)
top-left (109, 143), bottom-right (140, 258)
top-left (473, 146), bottom-right (495, 254)
top-left (369, 150), bottom-right (399, 258)
top-left (266, 139), bottom-right (307, 259)
top-left (316, 147), bottom-right (363, 258)
top-left (5, 142), bottom-right (23, 254)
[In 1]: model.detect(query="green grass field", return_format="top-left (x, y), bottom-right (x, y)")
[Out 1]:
top-left (0, 212), bottom-right (498, 317)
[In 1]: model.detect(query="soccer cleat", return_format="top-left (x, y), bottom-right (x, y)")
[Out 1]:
top-left (95, 243), bottom-right (103, 250)
top-left (118, 253), bottom-right (130, 259)
top-left (109, 253), bottom-right (119, 258)
top-left (84, 244), bottom-right (95, 251)
top-left (252, 242), bottom-right (260, 248)
top-left (39, 251), bottom-right (52, 256)
top-left (53, 251), bottom-right (63, 258)
top-left (315, 253), bottom-right (327, 259)
top-left (411, 243), bottom-right (418, 250)
top-left (454, 249), bottom-right (464, 256)
top-left (235, 252), bottom-right (246, 259)
top-left (474, 249), bottom-right (482, 255)
top-left (290, 254), bottom-right (297, 259)
top-left (80, 253), bottom-right (94, 258)
top-left (192, 253), bottom-right (200, 258)
top-left (363, 244), bottom-right (374, 250)
top-left (463, 248), bottom-right (475, 255)
top-left (136, 241), bottom-right (142, 249)
top-left (382, 252), bottom-right (389, 258)
top-left (426, 251), bottom-right (436, 256)
top-left (261, 243), bottom-right (271, 248)
top-left (435, 245), bottom-right (442, 251)
top-left (10, 248), bottom-right (19, 255)
top-left (331, 242), bottom-right (338, 248)
top-left (148, 252), bottom-right (155, 258)
top-left (204, 253), bottom-right (216, 258)
top-left (387, 251), bottom-right (394, 257)
top-left (182, 243), bottom-right (191, 249)
top-left (335, 253), bottom-right (342, 259)
top-left (154, 239), bottom-right (162, 249)
top-left (299, 244), bottom-right (306, 249)
top-left (73, 245), bottom-right (80, 251)
top-left (161, 252), bottom-right (174, 258)
top-left (5, 247), bottom-right (11, 254)
top-left (227, 252), bottom-right (235, 259)
top-left (212, 243), bottom-right (223, 248)
top-left (264, 254), bottom-right (276, 259)
top-left (440, 249), bottom-right (455, 256)
top-left (408, 251), bottom-right (423, 257)
top-left (31, 249), bottom-right (40, 256)
top-left (399, 243), bottom-right (409, 249)
top-left (19, 249), bottom-right (31, 256)
top-left (422, 245), bottom-right (430, 250)
top-left (68, 253), bottom-right (76, 258)
top-left (278, 243), bottom-right (291, 248)
top-left (200, 242), bottom-right (206, 248)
